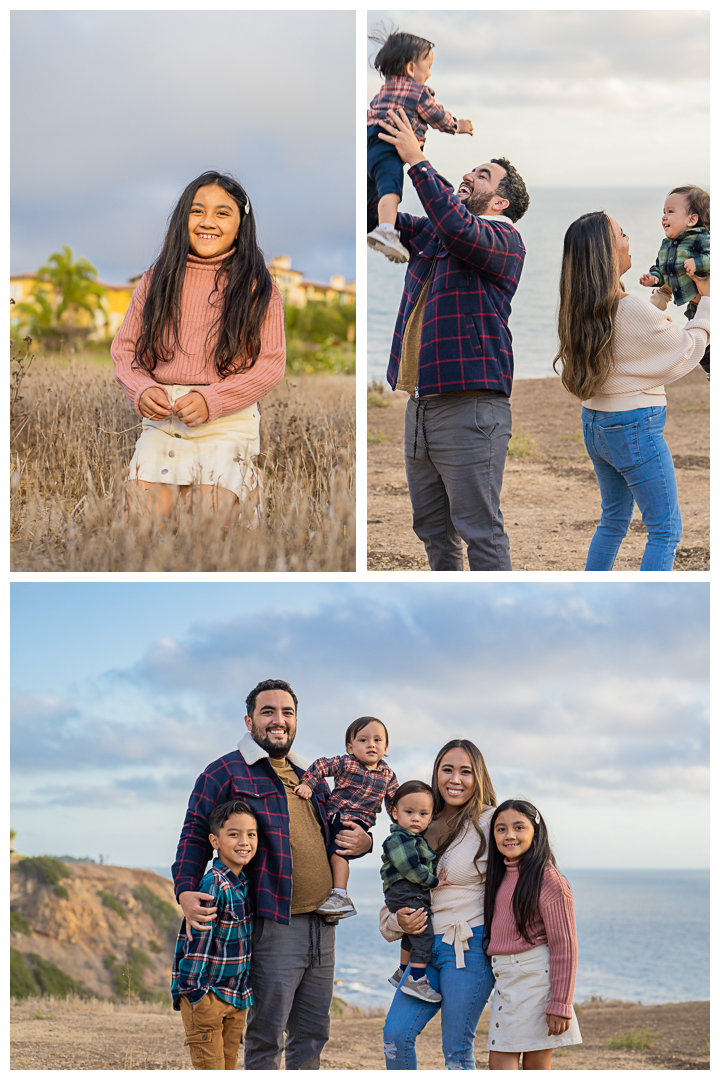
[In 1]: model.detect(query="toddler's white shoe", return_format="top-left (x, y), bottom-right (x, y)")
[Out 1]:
top-left (367, 227), bottom-right (410, 263)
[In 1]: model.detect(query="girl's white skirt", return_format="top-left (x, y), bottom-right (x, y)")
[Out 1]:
top-left (487, 944), bottom-right (582, 1053)
top-left (127, 385), bottom-right (260, 502)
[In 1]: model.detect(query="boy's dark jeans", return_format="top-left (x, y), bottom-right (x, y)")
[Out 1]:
top-left (384, 880), bottom-right (434, 966)
top-left (685, 299), bottom-right (710, 376)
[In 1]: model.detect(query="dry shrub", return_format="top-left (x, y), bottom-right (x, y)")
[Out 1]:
top-left (10, 350), bottom-right (355, 571)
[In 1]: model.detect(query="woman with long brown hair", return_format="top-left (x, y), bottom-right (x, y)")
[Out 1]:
top-left (553, 211), bottom-right (709, 570)
top-left (380, 739), bottom-right (497, 1069)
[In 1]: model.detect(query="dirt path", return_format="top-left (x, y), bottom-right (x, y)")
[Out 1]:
top-left (367, 369), bottom-right (709, 572)
top-left (10, 996), bottom-right (709, 1070)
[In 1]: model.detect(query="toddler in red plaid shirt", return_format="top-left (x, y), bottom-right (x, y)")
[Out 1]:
top-left (295, 716), bottom-right (398, 919)
top-left (367, 27), bottom-right (474, 263)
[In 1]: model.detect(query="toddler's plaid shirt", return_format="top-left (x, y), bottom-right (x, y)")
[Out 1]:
top-left (368, 76), bottom-right (457, 142)
top-left (172, 859), bottom-right (253, 1011)
top-left (301, 754), bottom-right (398, 828)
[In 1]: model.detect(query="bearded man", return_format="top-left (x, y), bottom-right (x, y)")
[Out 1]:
top-left (371, 108), bottom-right (529, 571)
top-left (172, 678), bottom-right (371, 1069)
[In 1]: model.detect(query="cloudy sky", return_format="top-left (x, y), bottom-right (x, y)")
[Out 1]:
top-left (367, 10), bottom-right (710, 188)
top-left (11, 11), bottom-right (354, 284)
top-left (11, 583), bottom-right (708, 874)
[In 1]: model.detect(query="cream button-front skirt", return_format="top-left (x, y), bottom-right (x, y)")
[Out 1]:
top-left (127, 385), bottom-right (260, 502)
top-left (487, 944), bottom-right (582, 1053)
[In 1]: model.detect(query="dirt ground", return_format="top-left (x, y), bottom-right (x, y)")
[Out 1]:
top-left (367, 368), bottom-right (709, 572)
top-left (10, 996), bottom-right (709, 1070)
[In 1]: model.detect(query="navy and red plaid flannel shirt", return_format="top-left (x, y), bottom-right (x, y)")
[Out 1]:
top-left (367, 76), bottom-right (457, 142)
top-left (369, 162), bottom-right (526, 397)
top-left (172, 744), bottom-right (331, 925)
top-left (171, 859), bottom-right (253, 1011)
top-left (301, 754), bottom-right (398, 828)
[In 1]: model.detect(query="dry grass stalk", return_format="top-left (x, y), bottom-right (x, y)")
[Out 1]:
top-left (10, 352), bottom-right (355, 571)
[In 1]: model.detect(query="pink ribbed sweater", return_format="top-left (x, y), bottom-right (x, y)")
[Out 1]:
top-left (111, 252), bottom-right (286, 423)
top-left (486, 861), bottom-right (578, 1019)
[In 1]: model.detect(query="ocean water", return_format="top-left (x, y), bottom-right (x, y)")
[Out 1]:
top-left (367, 186), bottom-right (696, 385)
top-left (147, 864), bottom-right (708, 1010)
top-left (331, 865), bottom-right (709, 1010)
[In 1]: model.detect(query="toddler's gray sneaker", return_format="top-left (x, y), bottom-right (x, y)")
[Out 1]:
top-left (388, 966), bottom-right (404, 988)
top-left (400, 974), bottom-right (442, 1003)
top-left (315, 890), bottom-right (357, 919)
top-left (367, 226), bottom-right (410, 263)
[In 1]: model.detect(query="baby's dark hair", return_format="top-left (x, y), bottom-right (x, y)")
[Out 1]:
top-left (370, 24), bottom-right (434, 79)
top-left (669, 185), bottom-right (710, 230)
top-left (393, 780), bottom-right (434, 807)
top-left (345, 715), bottom-right (389, 749)
top-left (209, 799), bottom-right (257, 838)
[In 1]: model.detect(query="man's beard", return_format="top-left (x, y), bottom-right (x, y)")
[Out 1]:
top-left (250, 722), bottom-right (295, 757)
top-left (464, 189), bottom-right (496, 217)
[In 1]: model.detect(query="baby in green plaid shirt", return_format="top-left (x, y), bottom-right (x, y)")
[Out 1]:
top-left (640, 184), bottom-right (710, 377)
top-left (381, 781), bottom-right (450, 1004)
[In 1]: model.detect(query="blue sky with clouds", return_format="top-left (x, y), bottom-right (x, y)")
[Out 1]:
top-left (11, 11), bottom-right (354, 284)
top-left (11, 583), bottom-right (708, 873)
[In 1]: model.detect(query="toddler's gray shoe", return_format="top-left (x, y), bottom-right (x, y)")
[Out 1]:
top-left (367, 227), bottom-right (410, 263)
top-left (388, 966), bottom-right (404, 988)
top-left (400, 974), bottom-right (442, 1003)
top-left (315, 890), bottom-right (357, 919)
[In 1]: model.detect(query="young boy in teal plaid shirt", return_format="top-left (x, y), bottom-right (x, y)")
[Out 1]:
top-left (172, 799), bottom-right (257, 1070)
top-left (640, 184), bottom-right (710, 377)
top-left (381, 781), bottom-right (450, 1004)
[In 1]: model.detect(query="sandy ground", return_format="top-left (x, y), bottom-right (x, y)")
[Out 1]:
top-left (10, 996), bottom-right (709, 1070)
top-left (367, 368), bottom-right (709, 572)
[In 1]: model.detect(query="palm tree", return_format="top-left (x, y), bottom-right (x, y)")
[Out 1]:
top-left (13, 245), bottom-right (108, 349)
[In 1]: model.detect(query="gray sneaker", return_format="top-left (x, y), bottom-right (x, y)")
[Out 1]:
top-left (315, 890), bottom-right (357, 919)
top-left (401, 974), bottom-right (442, 1003)
top-left (388, 966), bottom-right (405, 988)
top-left (367, 226), bottom-right (410, 263)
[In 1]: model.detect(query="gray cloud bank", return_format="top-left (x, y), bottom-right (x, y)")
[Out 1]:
top-left (12, 11), bottom-right (355, 282)
top-left (12, 586), bottom-right (708, 810)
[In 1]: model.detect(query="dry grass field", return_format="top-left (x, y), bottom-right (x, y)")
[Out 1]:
top-left (10, 348), bottom-right (355, 572)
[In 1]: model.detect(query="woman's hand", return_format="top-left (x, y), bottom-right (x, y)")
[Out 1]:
top-left (294, 782), bottom-right (313, 800)
top-left (686, 269), bottom-right (710, 297)
top-left (377, 108), bottom-right (426, 168)
top-left (173, 391), bottom-right (209, 427)
top-left (546, 1014), bottom-right (571, 1036)
top-left (138, 385), bottom-right (172, 420)
top-left (396, 905), bottom-right (428, 935)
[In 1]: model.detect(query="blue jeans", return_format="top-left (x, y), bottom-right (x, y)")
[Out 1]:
top-left (383, 927), bottom-right (494, 1070)
top-left (581, 406), bottom-right (682, 571)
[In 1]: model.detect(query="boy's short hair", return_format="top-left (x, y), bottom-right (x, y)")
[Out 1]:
top-left (345, 715), bottom-right (389, 749)
top-left (245, 678), bottom-right (298, 718)
top-left (669, 185), bottom-right (710, 230)
top-left (491, 158), bottom-right (530, 224)
top-left (393, 780), bottom-right (434, 807)
top-left (370, 26), bottom-right (435, 79)
top-left (209, 799), bottom-right (257, 838)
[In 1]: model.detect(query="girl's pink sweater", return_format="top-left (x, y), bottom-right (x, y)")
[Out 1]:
top-left (486, 860), bottom-right (578, 1019)
top-left (111, 252), bottom-right (286, 423)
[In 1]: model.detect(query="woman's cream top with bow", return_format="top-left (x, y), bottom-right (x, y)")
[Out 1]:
top-left (379, 806), bottom-right (495, 969)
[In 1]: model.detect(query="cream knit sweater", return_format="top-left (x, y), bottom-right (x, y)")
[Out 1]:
top-left (583, 294), bottom-right (709, 411)
top-left (111, 252), bottom-right (286, 423)
top-left (379, 807), bottom-right (495, 968)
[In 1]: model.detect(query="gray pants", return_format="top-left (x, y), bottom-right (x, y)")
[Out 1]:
top-left (404, 393), bottom-right (512, 571)
top-left (243, 913), bottom-right (335, 1070)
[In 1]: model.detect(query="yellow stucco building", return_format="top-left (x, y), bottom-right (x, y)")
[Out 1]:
top-left (10, 255), bottom-right (355, 343)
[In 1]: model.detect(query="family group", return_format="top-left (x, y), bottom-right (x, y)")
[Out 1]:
top-left (367, 28), bottom-right (710, 573)
top-left (171, 679), bottom-right (581, 1071)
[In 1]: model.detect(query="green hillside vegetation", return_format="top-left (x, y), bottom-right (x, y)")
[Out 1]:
top-left (132, 885), bottom-right (179, 937)
top-left (99, 890), bottom-right (126, 919)
top-left (16, 856), bottom-right (71, 887)
top-left (105, 945), bottom-right (170, 1006)
top-left (11, 949), bottom-right (93, 1001)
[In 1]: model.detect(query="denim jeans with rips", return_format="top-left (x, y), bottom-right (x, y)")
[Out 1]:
top-left (581, 405), bottom-right (682, 571)
top-left (383, 926), bottom-right (494, 1070)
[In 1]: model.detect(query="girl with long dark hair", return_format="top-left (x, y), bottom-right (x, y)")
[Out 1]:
top-left (112, 170), bottom-right (285, 521)
top-left (483, 800), bottom-right (581, 1070)
top-left (553, 210), bottom-right (709, 571)
top-left (379, 739), bottom-right (497, 1069)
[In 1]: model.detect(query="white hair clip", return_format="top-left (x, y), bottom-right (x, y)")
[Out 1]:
top-left (244, 201), bottom-right (250, 215)
top-left (534, 811), bottom-right (540, 824)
